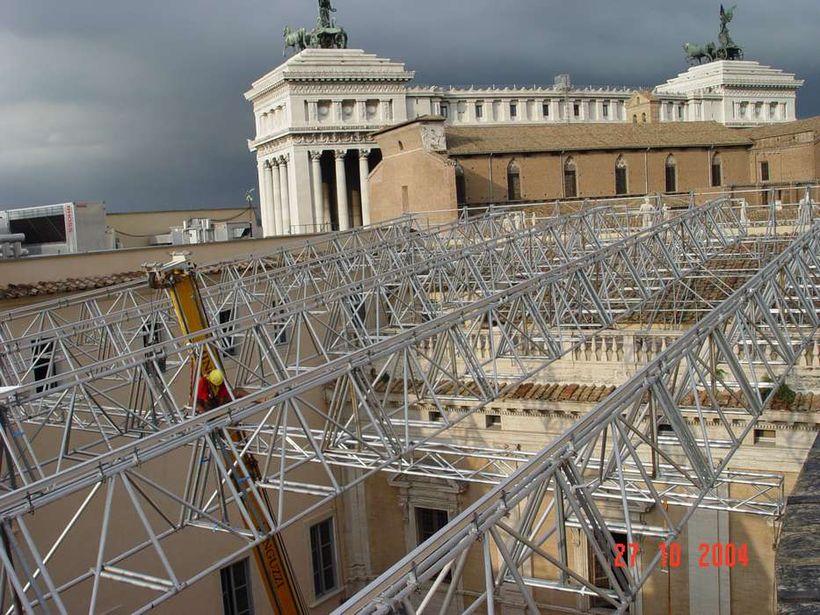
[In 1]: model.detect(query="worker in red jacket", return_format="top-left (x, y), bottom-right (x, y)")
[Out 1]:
top-left (196, 368), bottom-right (231, 413)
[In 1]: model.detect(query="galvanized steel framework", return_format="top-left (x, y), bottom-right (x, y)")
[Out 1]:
top-left (340, 225), bottom-right (820, 614)
top-left (0, 198), bottom-right (814, 613)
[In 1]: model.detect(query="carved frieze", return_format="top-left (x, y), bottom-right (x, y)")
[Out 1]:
top-left (256, 131), bottom-right (377, 156)
top-left (291, 83), bottom-right (406, 95)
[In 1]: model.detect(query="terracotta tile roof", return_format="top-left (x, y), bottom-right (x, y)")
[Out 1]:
top-left (445, 121), bottom-right (752, 156)
top-left (373, 377), bottom-right (818, 413)
top-left (0, 261), bottom-right (256, 301)
top-left (0, 272), bottom-right (144, 300)
top-left (746, 115), bottom-right (820, 140)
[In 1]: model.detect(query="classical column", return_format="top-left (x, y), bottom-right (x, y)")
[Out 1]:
top-left (262, 162), bottom-right (277, 237)
top-left (358, 149), bottom-right (372, 227)
top-left (307, 100), bottom-right (319, 123)
top-left (309, 150), bottom-right (324, 230)
top-left (357, 100), bottom-right (367, 124)
top-left (257, 162), bottom-right (270, 236)
top-left (322, 183), bottom-right (332, 228)
top-left (333, 100), bottom-right (343, 123)
top-left (334, 150), bottom-right (350, 231)
top-left (278, 155), bottom-right (291, 234)
top-left (270, 159), bottom-right (283, 236)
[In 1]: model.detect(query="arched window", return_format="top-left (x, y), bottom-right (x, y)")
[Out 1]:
top-left (632, 114), bottom-right (638, 124)
top-left (563, 157), bottom-right (577, 198)
top-left (711, 153), bottom-right (722, 187)
top-left (665, 155), bottom-right (677, 193)
top-left (641, 112), bottom-right (647, 123)
top-left (507, 159), bottom-right (521, 201)
top-left (615, 156), bottom-right (628, 196)
top-left (455, 163), bottom-right (466, 205)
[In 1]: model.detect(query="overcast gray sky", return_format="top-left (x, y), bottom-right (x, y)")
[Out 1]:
top-left (1, 0), bottom-right (817, 212)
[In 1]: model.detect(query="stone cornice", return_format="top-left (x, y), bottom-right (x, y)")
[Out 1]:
top-left (253, 130), bottom-right (377, 155)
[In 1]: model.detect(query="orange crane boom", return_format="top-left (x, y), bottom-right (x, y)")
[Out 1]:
top-left (145, 253), bottom-right (308, 615)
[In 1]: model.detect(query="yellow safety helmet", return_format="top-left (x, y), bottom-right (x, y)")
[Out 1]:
top-left (207, 369), bottom-right (224, 387)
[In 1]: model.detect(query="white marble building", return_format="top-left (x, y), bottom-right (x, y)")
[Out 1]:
top-left (655, 60), bottom-right (803, 126)
top-left (246, 50), bottom-right (803, 237)
top-left (245, 49), bottom-right (413, 237)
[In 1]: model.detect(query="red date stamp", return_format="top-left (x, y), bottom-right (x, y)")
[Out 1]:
top-left (614, 542), bottom-right (749, 568)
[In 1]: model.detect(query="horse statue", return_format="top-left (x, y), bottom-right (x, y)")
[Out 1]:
top-left (334, 29), bottom-right (348, 49)
top-left (683, 42), bottom-right (715, 65)
top-left (283, 26), bottom-right (311, 56)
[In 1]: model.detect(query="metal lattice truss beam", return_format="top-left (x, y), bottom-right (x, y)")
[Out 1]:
top-left (0, 202), bottom-right (746, 490)
top-left (0, 206), bottom-right (636, 365)
top-left (0, 201), bottom-right (772, 612)
top-left (339, 225), bottom-right (820, 615)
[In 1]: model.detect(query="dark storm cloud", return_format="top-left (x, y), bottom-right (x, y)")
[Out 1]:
top-left (0, 0), bottom-right (817, 212)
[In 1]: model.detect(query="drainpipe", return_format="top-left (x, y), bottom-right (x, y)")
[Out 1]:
top-left (560, 151), bottom-right (565, 199)
top-left (644, 148), bottom-right (650, 194)
top-left (488, 152), bottom-right (494, 204)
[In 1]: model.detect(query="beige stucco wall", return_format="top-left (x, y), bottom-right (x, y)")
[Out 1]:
top-left (750, 131), bottom-right (817, 185)
top-left (370, 122), bottom-right (458, 226)
top-left (0, 234), bottom-right (319, 294)
top-left (454, 145), bottom-right (751, 204)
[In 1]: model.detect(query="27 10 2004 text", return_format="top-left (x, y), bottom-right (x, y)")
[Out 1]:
top-left (613, 542), bottom-right (749, 569)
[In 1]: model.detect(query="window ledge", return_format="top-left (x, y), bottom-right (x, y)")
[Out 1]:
top-left (308, 586), bottom-right (345, 609)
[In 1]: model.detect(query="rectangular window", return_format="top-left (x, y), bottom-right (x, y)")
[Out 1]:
top-left (428, 411), bottom-right (443, 423)
top-left (754, 429), bottom-right (776, 447)
top-left (349, 293), bottom-right (366, 326)
top-left (542, 102), bottom-right (550, 117)
top-left (590, 532), bottom-right (629, 608)
top-left (615, 167), bottom-right (628, 196)
top-left (475, 103), bottom-right (483, 119)
top-left (665, 165), bottom-right (677, 193)
top-left (564, 169), bottom-right (577, 198)
top-left (711, 162), bottom-right (722, 187)
top-left (602, 102), bottom-right (609, 118)
top-left (760, 161), bottom-right (770, 182)
top-left (32, 339), bottom-right (56, 393)
top-left (485, 414), bottom-right (502, 429)
top-left (510, 102), bottom-right (517, 118)
top-left (677, 105), bottom-right (684, 120)
top-left (416, 507), bottom-right (449, 544)
top-left (310, 518), bottom-right (338, 598)
top-left (440, 104), bottom-right (448, 119)
top-left (9, 215), bottom-right (68, 244)
top-left (141, 320), bottom-right (167, 372)
top-left (219, 308), bottom-right (236, 356)
top-left (573, 102), bottom-right (581, 118)
top-left (221, 559), bottom-right (253, 615)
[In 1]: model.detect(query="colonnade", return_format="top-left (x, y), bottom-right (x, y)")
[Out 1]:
top-left (259, 148), bottom-right (372, 237)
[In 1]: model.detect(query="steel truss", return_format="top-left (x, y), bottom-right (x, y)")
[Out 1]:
top-left (0, 205), bottom-right (637, 366)
top-left (340, 224), bottom-right (820, 615)
top-left (0, 201), bottom-right (744, 490)
top-left (0, 202), bottom-right (805, 613)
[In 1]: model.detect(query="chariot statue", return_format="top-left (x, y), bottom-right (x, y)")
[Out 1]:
top-left (683, 4), bottom-right (743, 65)
top-left (283, 0), bottom-right (349, 56)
